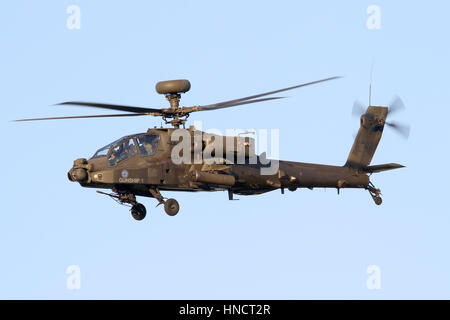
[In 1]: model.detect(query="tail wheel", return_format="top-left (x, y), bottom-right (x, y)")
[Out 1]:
top-left (164, 198), bottom-right (179, 216)
top-left (374, 196), bottom-right (382, 206)
top-left (368, 182), bottom-right (382, 206)
top-left (131, 203), bottom-right (147, 220)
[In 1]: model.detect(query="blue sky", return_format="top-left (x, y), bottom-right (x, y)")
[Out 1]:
top-left (0, 0), bottom-right (449, 299)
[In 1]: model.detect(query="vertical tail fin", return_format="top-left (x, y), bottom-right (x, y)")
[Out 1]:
top-left (345, 106), bottom-right (388, 169)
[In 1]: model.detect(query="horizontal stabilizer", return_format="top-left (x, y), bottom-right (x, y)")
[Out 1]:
top-left (363, 163), bottom-right (405, 173)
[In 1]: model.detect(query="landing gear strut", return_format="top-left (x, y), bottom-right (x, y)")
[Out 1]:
top-left (97, 190), bottom-right (148, 221)
top-left (149, 188), bottom-right (180, 216)
top-left (367, 182), bottom-right (382, 205)
top-left (97, 188), bottom-right (181, 220)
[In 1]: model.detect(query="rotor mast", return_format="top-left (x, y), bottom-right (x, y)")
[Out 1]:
top-left (156, 79), bottom-right (191, 128)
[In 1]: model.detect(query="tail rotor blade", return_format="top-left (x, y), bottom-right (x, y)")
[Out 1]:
top-left (388, 95), bottom-right (405, 117)
top-left (386, 121), bottom-right (411, 139)
top-left (352, 100), bottom-right (365, 117)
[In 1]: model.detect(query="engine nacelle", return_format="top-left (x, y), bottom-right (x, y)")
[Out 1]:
top-left (191, 170), bottom-right (235, 186)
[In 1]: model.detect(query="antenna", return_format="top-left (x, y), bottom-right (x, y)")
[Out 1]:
top-left (369, 60), bottom-right (374, 106)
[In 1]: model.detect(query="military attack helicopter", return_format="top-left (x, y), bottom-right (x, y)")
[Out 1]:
top-left (15, 77), bottom-right (409, 221)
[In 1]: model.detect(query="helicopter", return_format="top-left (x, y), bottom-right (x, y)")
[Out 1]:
top-left (14, 77), bottom-right (409, 221)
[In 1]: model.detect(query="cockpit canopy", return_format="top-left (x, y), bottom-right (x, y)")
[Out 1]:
top-left (91, 133), bottom-right (160, 166)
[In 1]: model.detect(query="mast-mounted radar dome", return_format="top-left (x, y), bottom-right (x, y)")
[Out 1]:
top-left (155, 79), bottom-right (191, 95)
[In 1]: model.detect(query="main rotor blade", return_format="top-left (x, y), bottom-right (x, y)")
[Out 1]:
top-left (198, 76), bottom-right (341, 110)
top-left (13, 113), bottom-right (149, 122)
top-left (57, 101), bottom-right (164, 114)
top-left (187, 96), bottom-right (286, 112)
top-left (386, 121), bottom-right (411, 139)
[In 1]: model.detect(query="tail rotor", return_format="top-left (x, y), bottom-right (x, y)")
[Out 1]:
top-left (351, 95), bottom-right (410, 139)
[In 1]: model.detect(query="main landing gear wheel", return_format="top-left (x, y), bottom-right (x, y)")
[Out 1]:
top-left (164, 198), bottom-right (179, 216)
top-left (149, 188), bottom-right (181, 216)
top-left (131, 203), bottom-right (147, 221)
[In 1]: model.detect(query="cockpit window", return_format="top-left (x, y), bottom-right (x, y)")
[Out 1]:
top-left (136, 134), bottom-right (160, 157)
top-left (91, 137), bottom-right (123, 159)
top-left (92, 146), bottom-right (109, 158)
top-left (108, 138), bottom-right (137, 166)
